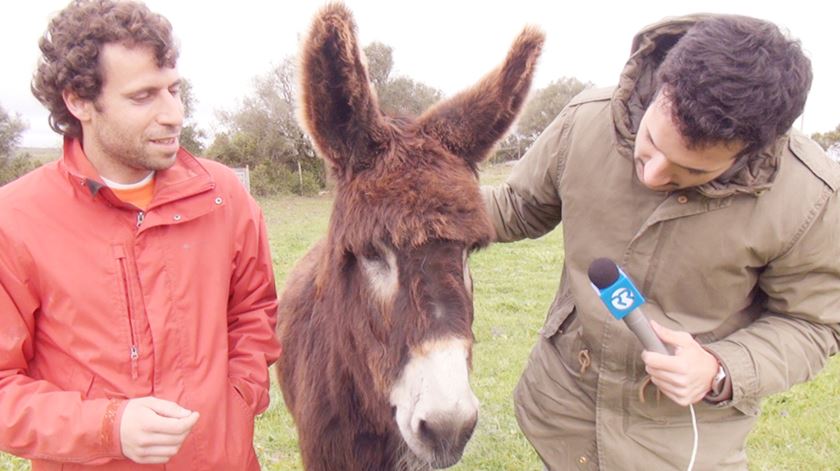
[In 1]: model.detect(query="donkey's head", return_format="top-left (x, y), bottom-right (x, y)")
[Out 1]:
top-left (299, 4), bottom-right (542, 468)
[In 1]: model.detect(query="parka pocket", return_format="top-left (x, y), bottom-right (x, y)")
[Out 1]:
top-left (628, 383), bottom-right (757, 427)
top-left (539, 290), bottom-right (576, 339)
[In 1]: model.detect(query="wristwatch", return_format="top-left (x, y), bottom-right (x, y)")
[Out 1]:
top-left (710, 364), bottom-right (727, 396)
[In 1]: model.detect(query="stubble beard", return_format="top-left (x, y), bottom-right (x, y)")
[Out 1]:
top-left (97, 124), bottom-right (180, 175)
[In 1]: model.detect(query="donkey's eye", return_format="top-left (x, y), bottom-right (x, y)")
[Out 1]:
top-left (361, 243), bottom-right (387, 264)
top-left (365, 251), bottom-right (385, 264)
top-left (360, 246), bottom-right (399, 303)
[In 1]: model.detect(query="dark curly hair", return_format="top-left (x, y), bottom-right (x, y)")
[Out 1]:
top-left (657, 15), bottom-right (812, 156)
top-left (31, 0), bottom-right (179, 138)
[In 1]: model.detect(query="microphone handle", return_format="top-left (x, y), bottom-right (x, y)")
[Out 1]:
top-left (623, 309), bottom-right (674, 355)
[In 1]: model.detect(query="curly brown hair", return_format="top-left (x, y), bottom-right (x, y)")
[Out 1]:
top-left (31, 0), bottom-right (179, 138)
top-left (657, 15), bottom-right (812, 156)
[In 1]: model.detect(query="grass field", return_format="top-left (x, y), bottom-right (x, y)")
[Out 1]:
top-left (2, 163), bottom-right (838, 470)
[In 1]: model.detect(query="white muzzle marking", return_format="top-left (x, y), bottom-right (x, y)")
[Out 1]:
top-left (389, 337), bottom-right (478, 464)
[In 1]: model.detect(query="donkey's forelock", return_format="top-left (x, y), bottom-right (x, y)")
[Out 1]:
top-left (330, 148), bottom-right (495, 254)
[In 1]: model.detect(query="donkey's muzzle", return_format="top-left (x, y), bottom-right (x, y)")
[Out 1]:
top-left (418, 411), bottom-right (478, 468)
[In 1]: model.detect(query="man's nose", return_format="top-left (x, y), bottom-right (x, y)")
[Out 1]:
top-left (642, 153), bottom-right (672, 187)
top-left (157, 90), bottom-right (184, 127)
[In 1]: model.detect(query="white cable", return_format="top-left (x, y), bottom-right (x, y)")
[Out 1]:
top-left (686, 403), bottom-right (698, 471)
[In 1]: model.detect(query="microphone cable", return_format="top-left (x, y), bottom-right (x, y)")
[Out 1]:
top-left (687, 403), bottom-right (698, 471)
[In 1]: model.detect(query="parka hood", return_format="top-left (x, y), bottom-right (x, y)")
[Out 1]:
top-left (611, 13), bottom-right (782, 198)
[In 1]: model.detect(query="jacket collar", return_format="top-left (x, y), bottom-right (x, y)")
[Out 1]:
top-left (611, 14), bottom-right (782, 198)
top-left (59, 136), bottom-right (215, 207)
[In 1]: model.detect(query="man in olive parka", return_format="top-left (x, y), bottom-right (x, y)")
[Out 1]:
top-left (483, 14), bottom-right (840, 470)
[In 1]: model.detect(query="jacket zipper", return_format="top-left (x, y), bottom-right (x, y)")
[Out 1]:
top-left (136, 211), bottom-right (145, 227)
top-left (118, 256), bottom-right (140, 380)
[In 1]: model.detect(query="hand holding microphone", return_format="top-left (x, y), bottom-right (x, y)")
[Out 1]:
top-left (588, 257), bottom-right (720, 406)
top-left (588, 257), bottom-right (673, 355)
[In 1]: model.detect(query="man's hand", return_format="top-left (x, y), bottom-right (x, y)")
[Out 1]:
top-left (119, 396), bottom-right (200, 464)
top-left (640, 320), bottom-right (719, 406)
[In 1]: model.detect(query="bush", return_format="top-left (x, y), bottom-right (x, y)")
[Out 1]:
top-left (0, 153), bottom-right (40, 186)
top-left (250, 162), bottom-right (321, 197)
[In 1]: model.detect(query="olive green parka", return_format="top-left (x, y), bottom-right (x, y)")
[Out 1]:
top-left (483, 14), bottom-right (840, 470)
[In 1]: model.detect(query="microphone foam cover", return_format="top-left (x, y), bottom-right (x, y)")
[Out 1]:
top-left (588, 258), bottom-right (619, 289)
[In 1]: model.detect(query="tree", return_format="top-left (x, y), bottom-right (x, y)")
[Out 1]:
top-left (0, 104), bottom-right (38, 186)
top-left (179, 79), bottom-right (207, 155)
top-left (362, 43), bottom-right (443, 117)
top-left (493, 77), bottom-right (590, 163)
top-left (0, 104), bottom-right (26, 159)
top-left (206, 57), bottom-right (321, 196)
top-left (203, 42), bottom-right (445, 196)
top-left (811, 124), bottom-right (840, 151)
top-left (364, 41), bottom-right (394, 90)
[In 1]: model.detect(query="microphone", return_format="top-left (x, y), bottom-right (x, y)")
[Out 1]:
top-left (587, 258), bottom-right (672, 355)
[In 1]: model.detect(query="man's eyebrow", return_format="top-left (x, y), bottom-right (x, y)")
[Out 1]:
top-left (647, 127), bottom-right (713, 174)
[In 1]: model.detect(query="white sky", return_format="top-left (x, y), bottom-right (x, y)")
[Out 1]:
top-left (1, 0), bottom-right (837, 148)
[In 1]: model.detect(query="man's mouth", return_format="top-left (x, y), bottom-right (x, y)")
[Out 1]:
top-left (150, 137), bottom-right (178, 145)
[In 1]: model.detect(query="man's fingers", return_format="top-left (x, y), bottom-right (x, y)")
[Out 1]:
top-left (650, 320), bottom-right (692, 347)
top-left (141, 397), bottom-right (193, 419)
top-left (641, 351), bottom-right (685, 373)
top-left (144, 411), bottom-right (200, 435)
top-left (645, 367), bottom-right (687, 388)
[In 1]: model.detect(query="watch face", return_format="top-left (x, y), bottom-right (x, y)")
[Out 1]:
top-left (712, 365), bottom-right (726, 393)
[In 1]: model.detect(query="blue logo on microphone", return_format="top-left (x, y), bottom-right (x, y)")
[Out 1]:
top-left (597, 269), bottom-right (645, 320)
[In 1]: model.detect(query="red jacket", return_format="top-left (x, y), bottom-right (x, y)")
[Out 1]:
top-left (0, 138), bottom-right (280, 470)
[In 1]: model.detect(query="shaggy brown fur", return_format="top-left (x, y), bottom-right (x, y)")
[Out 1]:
top-left (276, 4), bottom-right (543, 470)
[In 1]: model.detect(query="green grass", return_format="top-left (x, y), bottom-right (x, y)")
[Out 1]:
top-left (2, 162), bottom-right (838, 470)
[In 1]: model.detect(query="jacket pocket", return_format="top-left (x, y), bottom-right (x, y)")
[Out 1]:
top-left (224, 382), bottom-right (257, 465)
top-left (629, 386), bottom-right (758, 427)
top-left (539, 289), bottom-right (576, 339)
top-left (112, 244), bottom-right (139, 380)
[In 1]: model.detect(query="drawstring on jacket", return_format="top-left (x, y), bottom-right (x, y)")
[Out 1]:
top-left (578, 348), bottom-right (591, 375)
top-left (639, 375), bottom-right (662, 404)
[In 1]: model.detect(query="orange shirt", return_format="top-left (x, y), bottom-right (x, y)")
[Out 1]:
top-left (102, 172), bottom-right (156, 210)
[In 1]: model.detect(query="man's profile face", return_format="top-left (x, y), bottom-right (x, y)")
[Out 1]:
top-left (633, 92), bottom-right (743, 192)
top-left (82, 43), bottom-right (183, 183)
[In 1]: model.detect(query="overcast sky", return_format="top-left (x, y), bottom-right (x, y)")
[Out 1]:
top-left (1, 0), bottom-right (837, 148)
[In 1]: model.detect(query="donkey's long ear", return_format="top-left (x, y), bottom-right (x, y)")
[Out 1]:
top-left (298, 3), bottom-right (385, 178)
top-left (418, 27), bottom-right (544, 166)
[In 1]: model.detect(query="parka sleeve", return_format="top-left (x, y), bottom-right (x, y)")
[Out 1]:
top-left (705, 187), bottom-right (840, 414)
top-left (0, 231), bottom-right (125, 463)
top-left (226, 195), bottom-right (281, 416)
top-left (481, 106), bottom-right (574, 242)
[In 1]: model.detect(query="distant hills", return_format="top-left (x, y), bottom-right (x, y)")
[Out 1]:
top-left (16, 147), bottom-right (60, 163)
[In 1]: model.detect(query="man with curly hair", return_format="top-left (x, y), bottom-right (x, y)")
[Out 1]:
top-left (0, 1), bottom-right (280, 469)
top-left (484, 14), bottom-right (840, 470)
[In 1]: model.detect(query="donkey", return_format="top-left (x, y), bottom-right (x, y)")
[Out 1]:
top-left (276, 4), bottom-right (543, 470)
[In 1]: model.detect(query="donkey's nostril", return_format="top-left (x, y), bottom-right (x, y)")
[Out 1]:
top-left (417, 416), bottom-right (466, 450)
top-left (418, 419), bottom-right (432, 442)
top-left (416, 413), bottom-right (477, 468)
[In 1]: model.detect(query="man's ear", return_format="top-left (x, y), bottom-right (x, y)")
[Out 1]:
top-left (62, 89), bottom-right (93, 123)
